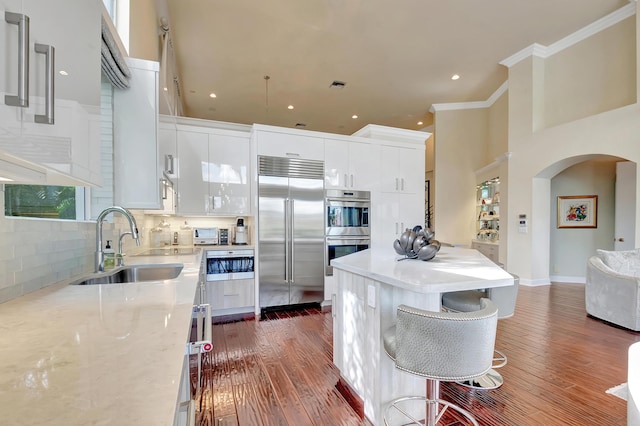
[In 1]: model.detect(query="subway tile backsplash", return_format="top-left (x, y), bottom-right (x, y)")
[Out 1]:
top-left (0, 187), bottom-right (97, 303)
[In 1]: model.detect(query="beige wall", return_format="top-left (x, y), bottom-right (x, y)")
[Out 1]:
top-left (544, 16), bottom-right (636, 129)
top-left (129, 0), bottom-right (161, 61)
top-left (433, 108), bottom-right (490, 244)
top-left (433, 4), bottom-right (639, 283)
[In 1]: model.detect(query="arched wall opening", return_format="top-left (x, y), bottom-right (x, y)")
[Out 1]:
top-left (532, 154), bottom-right (633, 284)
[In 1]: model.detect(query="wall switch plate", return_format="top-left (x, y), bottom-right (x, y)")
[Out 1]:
top-left (367, 284), bottom-right (376, 308)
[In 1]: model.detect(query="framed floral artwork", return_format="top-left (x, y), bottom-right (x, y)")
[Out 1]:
top-left (557, 195), bottom-right (597, 228)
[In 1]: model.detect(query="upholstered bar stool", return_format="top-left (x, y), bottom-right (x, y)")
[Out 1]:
top-left (382, 299), bottom-right (498, 426)
top-left (441, 274), bottom-right (519, 390)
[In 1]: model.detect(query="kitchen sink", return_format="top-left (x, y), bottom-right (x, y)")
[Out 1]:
top-left (70, 263), bottom-right (184, 285)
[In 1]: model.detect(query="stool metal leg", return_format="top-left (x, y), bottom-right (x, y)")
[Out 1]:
top-left (383, 378), bottom-right (479, 426)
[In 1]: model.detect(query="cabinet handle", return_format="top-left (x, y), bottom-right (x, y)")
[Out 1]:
top-left (285, 152), bottom-right (300, 157)
top-left (165, 154), bottom-right (174, 175)
top-left (4, 12), bottom-right (29, 108)
top-left (350, 174), bottom-right (354, 188)
top-left (395, 222), bottom-right (398, 234)
top-left (344, 173), bottom-right (347, 187)
top-left (34, 43), bottom-right (55, 125)
top-left (160, 178), bottom-right (168, 200)
top-left (401, 178), bottom-right (404, 191)
top-left (331, 294), bottom-right (336, 318)
top-left (395, 178), bottom-right (399, 191)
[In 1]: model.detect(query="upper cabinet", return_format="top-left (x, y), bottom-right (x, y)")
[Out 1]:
top-left (255, 125), bottom-right (324, 161)
top-left (324, 138), bottom-right (380, 191)
top-left (379, 144), bottom-right (423, 194)
top-left (176, 125), bottom-right (251, 216)
top-left (0, 0), bottom-right (101, 185)
top-left (113, 58), bottom-right (161, 209)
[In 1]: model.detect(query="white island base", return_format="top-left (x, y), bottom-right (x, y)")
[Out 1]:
top-left (331, 247), bottom-right (513, 425)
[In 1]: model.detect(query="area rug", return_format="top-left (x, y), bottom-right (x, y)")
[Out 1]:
top-left (606, 382), bottom-right (628, 401)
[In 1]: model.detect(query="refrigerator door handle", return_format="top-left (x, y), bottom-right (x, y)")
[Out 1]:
top-left (284, 198), bottom-right (289, 282)
top-left (290, 199), bottom-right (295, 284)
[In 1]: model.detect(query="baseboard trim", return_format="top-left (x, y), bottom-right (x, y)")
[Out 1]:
top-left (336, 377), bottom-right (365, 420)
top-left (550, 275), bottom-right (586, 284)
top-left (519, 277), bottom-right (551, 286)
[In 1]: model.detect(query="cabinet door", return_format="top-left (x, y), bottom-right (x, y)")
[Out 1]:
top-left (113, 60), bottom-right (160, 209)
top-left (348, 141), bottom-right (379, 191)
top-left (176, 130), bottom-right (209, 215)
top-left (208, 133), bottom-right (250, 215)
top-left (380, 145), bottom-right (423, 194)
top-left (0, 0), bottom-right (101, 185)
top-left (373, 192), bottom-right (424, 249)
top-left (324, 138), bottom-right (349, 189)
top-left (256, 130), bottom-right (324, 160)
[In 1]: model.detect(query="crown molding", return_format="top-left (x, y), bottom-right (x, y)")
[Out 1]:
top-left (474, 151), bottom-right (512, 175)
top-left (429, 80), bottom-right (508, 113)
top-left (500, 2), bottom-right (636, 68)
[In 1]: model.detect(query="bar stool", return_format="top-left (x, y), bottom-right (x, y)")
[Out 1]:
top-left (382, 298), bottom-right (498, 426)
top-left (441, 274), bottom-right (519, 389)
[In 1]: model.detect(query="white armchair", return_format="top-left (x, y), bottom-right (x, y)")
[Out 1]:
top-left (585, 249), bottom-right (640, 331)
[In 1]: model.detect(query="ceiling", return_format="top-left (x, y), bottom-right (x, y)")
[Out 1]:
top-left (164, 0), bottom-right (630, 135)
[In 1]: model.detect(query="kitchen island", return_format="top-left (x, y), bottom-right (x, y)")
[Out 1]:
top-left (331, 246), bottom-right (513, 425)
top-left (0, 250), bottom-right (203, 426)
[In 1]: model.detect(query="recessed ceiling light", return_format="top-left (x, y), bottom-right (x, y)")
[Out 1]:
top-left (209, 93), bottom-right (216, 98)
top-left (163, 87), bottom-right (168, 92)
top-left (59, 70), bottom-right (68, 76)
top-left (288, 105), bottom-right (294, 110)
top-left (352, 115), bottom-right (358, 119)
top-left (417, 121), bottom-right (423, 126)
top-left (451, 74), bottom-right (460, 81)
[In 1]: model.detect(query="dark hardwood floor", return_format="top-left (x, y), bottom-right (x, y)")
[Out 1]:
top-left (194, 283), bottom-right (640, 425)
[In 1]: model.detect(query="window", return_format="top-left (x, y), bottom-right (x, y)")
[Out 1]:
top-left (4, 185), bottom-right (85, 220)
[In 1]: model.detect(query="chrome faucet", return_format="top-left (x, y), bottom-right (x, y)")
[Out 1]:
top-left (117, 231), bottom-right (133, 267)
top-left (95, 206), bottom-right (140, 272)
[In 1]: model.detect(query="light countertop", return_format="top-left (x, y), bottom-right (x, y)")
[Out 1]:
top-left (0, 250), bottom-right (204, 426)
top-left (331, 246), bottom-right (513, 294)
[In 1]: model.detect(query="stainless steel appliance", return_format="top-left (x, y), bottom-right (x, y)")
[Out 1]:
top-left (205, 248), bottom-right (255, 281)
top-left (193, 227), bottom-right (218, 245)
top-left (325, 189), bottom-right (370, 236)
top-left (324, 190), bottom-right (371, 276)
top-left (325, 237), bottom-right (370, 276)
top-left (258, 156), bottom-right (325, 310)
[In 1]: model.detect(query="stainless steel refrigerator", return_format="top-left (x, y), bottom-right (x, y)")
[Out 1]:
top-left (258, 156), bottom-right (324, 310)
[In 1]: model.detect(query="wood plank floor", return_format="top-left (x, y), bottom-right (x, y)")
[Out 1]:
top-left (194, 283), bottom-right (640, 425)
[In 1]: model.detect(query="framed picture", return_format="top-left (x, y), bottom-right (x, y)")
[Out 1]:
top-left (557, 195), bottom-right (598, 228)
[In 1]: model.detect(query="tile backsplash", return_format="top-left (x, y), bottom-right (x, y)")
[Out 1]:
top-left (0, 186), bottom-right (98, 303)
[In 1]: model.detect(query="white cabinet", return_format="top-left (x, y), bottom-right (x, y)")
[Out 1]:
top-left (114, 59), bottom-right (160, 209)
top-left (0, 0), bottom-right (101, 185)
top-left (324, 138), bottom-right (380, 191)
top-left (176, 127), bottom-right (251, 216)
top-left (380, 144), bottom-right (422, 194)
top-left (374, 191), bottom-right (424, 249)
top-left (471, 240), bottom-right (500, 264)
top-left (255, 127), bottom-right (324, 160)
top-left (207, 278), bottom-right (254, 313)
top-left (156, 122), bottom-right (177, 214)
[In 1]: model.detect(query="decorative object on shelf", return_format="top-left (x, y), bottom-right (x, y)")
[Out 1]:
top-left (557, 195), bottom-right (598, 229)
top-left (393, 225), bottom-right (441, 261)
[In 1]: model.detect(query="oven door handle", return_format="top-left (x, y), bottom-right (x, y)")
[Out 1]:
top-left (326, 198), bottom-right (370, 205)
top-left (326, 237), bottom-right (371, 245)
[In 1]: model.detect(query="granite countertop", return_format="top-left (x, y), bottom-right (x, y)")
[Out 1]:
top-left (0, 249), bottom-right (204, 426)
top-left (331, 246), bottom-right (513, 293)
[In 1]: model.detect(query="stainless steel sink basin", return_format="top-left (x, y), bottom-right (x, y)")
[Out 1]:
top-left (70, 263), bottom-right (184, 285)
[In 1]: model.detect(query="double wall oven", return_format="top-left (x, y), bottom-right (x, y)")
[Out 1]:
top-left (325, 189), bottom-right (370, 276)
